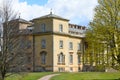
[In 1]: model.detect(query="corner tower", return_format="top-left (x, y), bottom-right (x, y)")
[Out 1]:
top-left (32, 12), bottom-right (69, 71)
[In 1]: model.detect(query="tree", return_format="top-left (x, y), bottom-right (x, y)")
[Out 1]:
top-left (0, 0), bottom-right (29, 80)
top-left (86, 0), bottom-right (120, 70)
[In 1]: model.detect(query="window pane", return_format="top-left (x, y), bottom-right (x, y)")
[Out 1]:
top-left (58, 67), bottom-right (65, 72)
top-left (41, 53), bottom-right (46, 64)
top-left (70, 55), bottom-right (73, 64)
top-left (58, 53), bottom-right (65, 64)
top-left (59, 24), bottom-right (63, 32)
top-left (78, 55), bottom-right (81, 64)
top-left (27, 40), bottom-right (32, 49)
top-left (69, 42), bottom-right (73, 50)
top-left (59, 40), bottom-right (63, 48)
top-left (41, 39), bottom-right (46, 48)
top-left (78, 43), bottom-right (81, 50)
top-left (41, 23), bottom-right (46, 32)
top-left (70, 67), bottom-right (73, 72)
top-left (60, 53), bottom-right (63, 63)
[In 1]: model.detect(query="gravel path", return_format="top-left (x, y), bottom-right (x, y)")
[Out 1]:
top-left (38, 74), bottom-right (60, 80)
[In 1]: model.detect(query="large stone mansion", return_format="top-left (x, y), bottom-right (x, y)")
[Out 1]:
top-left (9, 12), bottom-right (88, 72)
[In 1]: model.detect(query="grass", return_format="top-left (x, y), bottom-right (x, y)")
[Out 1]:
top-left (5, 72), bottom-right (53, 80)
top-left (5, 72), bottom-right (120, 80)
top-left (51, 72), bottom-right (120, 80)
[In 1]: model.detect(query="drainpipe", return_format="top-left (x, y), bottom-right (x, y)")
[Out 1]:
top-left (32, 34), bottom-right (35, 71)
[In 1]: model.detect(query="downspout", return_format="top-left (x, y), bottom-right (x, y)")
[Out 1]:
top-left (32, 34), bottom-right (35, 71)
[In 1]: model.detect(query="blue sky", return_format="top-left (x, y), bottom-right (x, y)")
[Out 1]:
top-left (19, 0), bottom-right (48, 5)
top-left (4, 0), bottom-right (98, 26)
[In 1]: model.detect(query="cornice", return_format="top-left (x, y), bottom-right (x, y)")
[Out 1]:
top-left (33, 31), bottom-right (85, 39)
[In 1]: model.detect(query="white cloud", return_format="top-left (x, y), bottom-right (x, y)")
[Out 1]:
top-left (0, 0), bottom-right (98, 26)
top-left (46, 0), bottom-right (98, 26)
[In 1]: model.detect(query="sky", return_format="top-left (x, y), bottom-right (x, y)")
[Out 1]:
top-left (0, 0), bottom-right (98, 26)
top-left (19, 0), bottom-right (48, 5)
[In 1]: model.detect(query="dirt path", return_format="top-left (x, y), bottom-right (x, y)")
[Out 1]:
top-left (38, 74), bottom-right (60, 80)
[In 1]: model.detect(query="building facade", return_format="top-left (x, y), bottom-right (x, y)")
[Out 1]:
top-left (16, 12), bottom-right (87, 72)
top-left (32, 12), bottom-right (86, 72)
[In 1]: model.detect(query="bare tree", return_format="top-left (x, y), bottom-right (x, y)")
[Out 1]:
top-left (0, 0), bottom-right (29, 80)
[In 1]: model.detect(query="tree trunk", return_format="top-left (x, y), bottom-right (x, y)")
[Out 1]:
top-left (1, 72), bottom-right (5, 80)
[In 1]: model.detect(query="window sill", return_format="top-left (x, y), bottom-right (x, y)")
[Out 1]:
top-left (58, 63), bottom-right (65, 65)
top-left (69, 63), bottom-right (73, 65)
top-left (41, 48), bottom-right (46, 49)
top-left (41, 63), bottom-right (46, 65)
top-left (78, 63), bottom-right (82, 65)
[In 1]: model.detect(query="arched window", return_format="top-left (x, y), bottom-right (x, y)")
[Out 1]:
top-left (58, 53), bottom-right (65, 64)
top-left (40, 51), bottom-right (47, 64)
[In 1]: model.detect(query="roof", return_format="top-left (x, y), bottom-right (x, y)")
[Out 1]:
top-left (33, 12), bottom-right (69, 21)
top-left (17, 18), bottom-right (32, 24)
top-left (11, 18), bottom-right (32, 24)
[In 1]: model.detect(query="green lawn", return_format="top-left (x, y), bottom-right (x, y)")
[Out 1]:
top-left (5, 72), bottom-right (120, 80)
top-left (5, 72), bottom-right (53, 80)
top-left (51, 72), bottom-right (120, 80)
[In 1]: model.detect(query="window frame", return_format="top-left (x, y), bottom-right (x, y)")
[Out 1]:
top-left (41, 23), bottom-right (46, 32)
top-left (69, 42), bottom-right (73, 50)
top-left (69, 54), bottom-right (73, 64)
top-left (78, 43), bottom-right (81, 51)
top-left (40, 52), bottom-right (47, 64)
top-left (41, 39), bottom-right (46, 49)
top-left (58, 53), bottom-right (65, 65)
top-left (59, 40), bottom-right (63, 49)
top-left (27, 40), bottom-right (32, 49)
top-left (59, 24), bottom-right (63, 32)
top-left (58, 67), bottom-right (65, 72)
top-left (78, 55), bottom-right (81, 64)
top-left (70, 67), bottom-right (73, 72)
